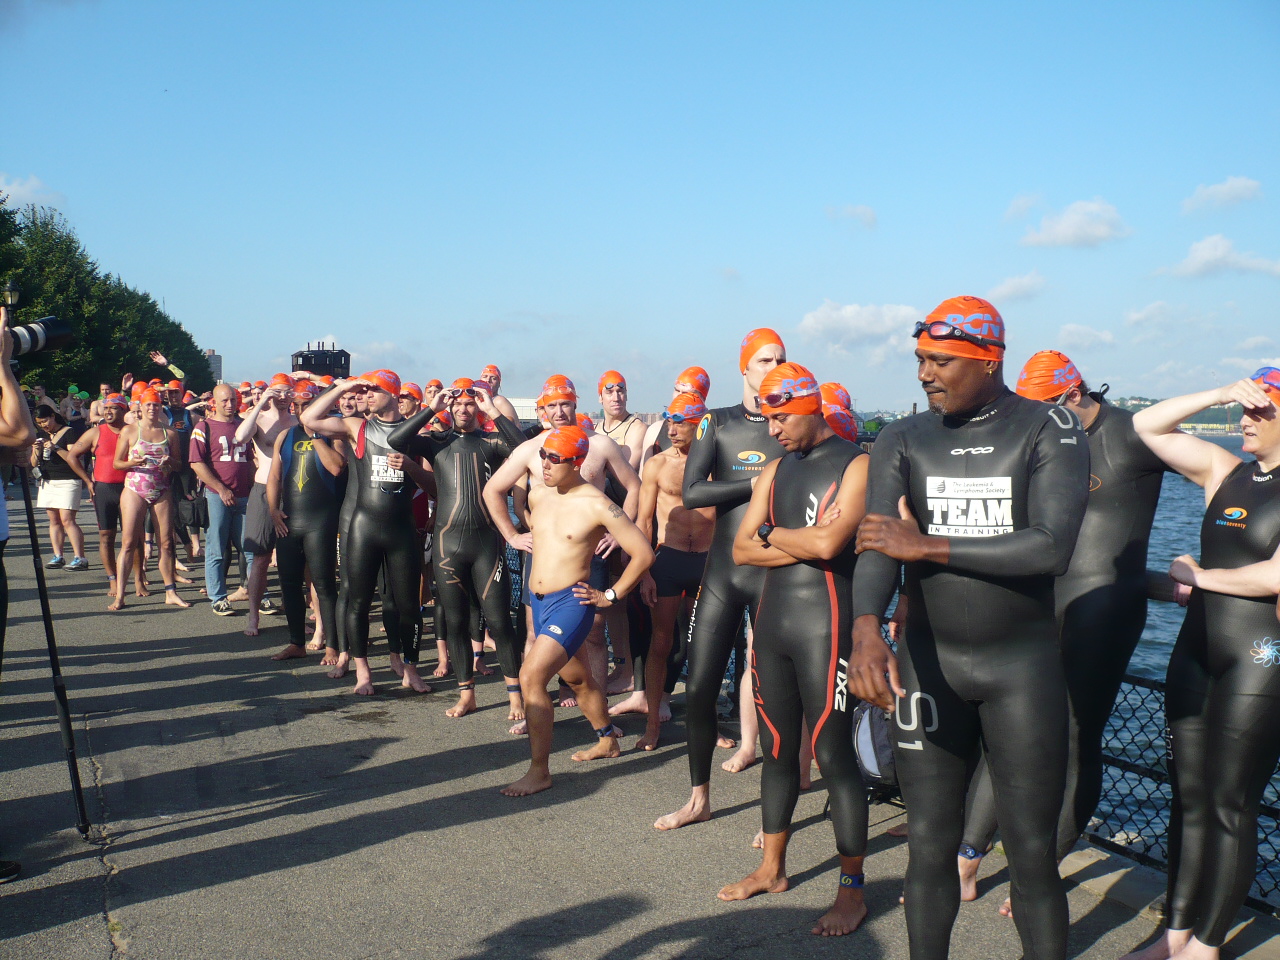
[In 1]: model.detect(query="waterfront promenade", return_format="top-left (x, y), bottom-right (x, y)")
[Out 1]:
top-left (0, 503), bottom-right (1256, 960)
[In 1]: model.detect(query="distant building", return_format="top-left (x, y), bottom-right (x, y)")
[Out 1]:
top-left (204, 348), bottom-right (223, 383)
top-left (291, 343), bottom-right (350, 379)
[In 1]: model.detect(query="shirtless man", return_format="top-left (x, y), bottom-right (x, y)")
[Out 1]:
top-left (482, 375), bottom-right (641, 693)
top-left (630, 392), bottom-right (715, 750)
top-left (88, 382), bottom-right (113, 425)
top-left (477, 364), bottom-right (521, 424)
top-left (495, 425), bottom-right (654, 797)
top-left (236, 373), bottom-right (296, 636)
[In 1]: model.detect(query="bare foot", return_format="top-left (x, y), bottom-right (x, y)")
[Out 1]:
top-left (716, 735), bottom-right (737, 749)
top-left (1118, 930), bottom-right (1192, 960)
top-left (958, 853), bottom-right (982, 903)
top-left (572, 735), bottom-right (621, 762)
top-left (509, 719), bottom-right (528, 736)
top-left (559, 691), bottom-right (578, 709)
top-left (752, 829), bottom-right (764, 849)
top-left (717, 866), bottom-right (789, 902)
top-left (320, 647), bottom-right (339, 666)
top-left (135, 582), bottom-right (151, 598)
top-left (722, 747), bottom-right (758, 773)
top-left (507, 696), bottom-right (525, 722)
top-left (228, 587), bottom-right (248, 602)
top-left (352, 678), bottom-right (375, 696)
top-left (165, 590), bottom-right (191, 609)
top-left (446, 689), bottom-right (478, 718)
top-left (605, 667), bottom-right (633, 695)
top-left (998, 897), bottom-right (1013, 918)
top-left (108, 596), bottom-right (125, 612)
top-left (388, 653), bottom-right (405, 678)
top-left (608, 691), bottom-right (648, 716)
top-left (305, 639), bottom-right (324, 652)
top-left (272, 644), bottom-right (308, 661)
top-left (813, 890), bottom-right (867, 936)
top-left (887, 821), bottom-right (909, 838)
top-left (655, 798), bottom-right (711, 831)
top-left (473, 654), bottom-right (494, 677)
top-left (658, 697), bottom-right (672, 722)
top-left (327, 652), bottom-right (350, 679)
top-left (401, 665), bottom-right (432, 693)
top-left (501, 769), bottom-right (552, 797)
top-left (243, 611), bottom-right (260, 637)
top-left (636, 723), bottom-right (661, 751)
top-left (432, 660), bottom-right (450, 678)
top-left (174, 574), bottom-right (194, 585)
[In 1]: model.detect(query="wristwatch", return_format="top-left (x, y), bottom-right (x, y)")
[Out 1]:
top-left (757, 522), bottom-right (774, 545)
top-left (603, 588), bottom-right (618, 603)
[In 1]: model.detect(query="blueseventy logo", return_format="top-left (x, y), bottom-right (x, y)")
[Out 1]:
top-left (1224, 507), bottom-right (1248, 520)
top-left (738, 451), bottom-right (765, 464)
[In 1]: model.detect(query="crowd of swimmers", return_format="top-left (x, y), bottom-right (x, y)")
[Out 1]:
top-left (1, 293), bottom-right (1278, 960)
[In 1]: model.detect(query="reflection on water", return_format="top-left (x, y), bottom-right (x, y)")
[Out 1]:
top-left (1132, 435), bottom-right (1247, 679)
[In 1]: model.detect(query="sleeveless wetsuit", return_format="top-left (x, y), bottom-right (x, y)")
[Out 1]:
top-left (851, 389), bottom-right (1088, 960)
top-left (93, 425), bottom-right (129, 531)
top-left (963, 397), bottom-right (1168, 859)
top-left (277, 425), bottom-right (345, 648)
top-left (390, 408), bottom-right (527, 683)
top-left (1163, 459), bottom-right (1280, 947)
top-left (681, 403), bottom-right (782, 788)
top-left (341, 417), bottom-right (423, 663)
top-left (753, 435), bottom-right (867, 854)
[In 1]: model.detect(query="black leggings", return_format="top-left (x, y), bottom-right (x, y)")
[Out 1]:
top-left (435, 531), bottom-right (521, 681)
top-left (342, 514), bottom-right (422, 664)
top-left (1164, 612), bottom-right (1280, 946)
top-left (630, 599), bottom-right (689, 695)
top-left (684, 566), bottom-right (758, 787)
top-left (752, 607), bottom-right (865, 854)
top-left (276, 518), bottom-right (338, 648)
top-left (896, 630), bottom-right (1068, 960)
top-left (963, 586), bottom-right (1147, 859)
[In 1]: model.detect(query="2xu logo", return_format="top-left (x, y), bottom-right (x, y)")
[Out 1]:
top-left (950, 446), bottom-right (994, 455)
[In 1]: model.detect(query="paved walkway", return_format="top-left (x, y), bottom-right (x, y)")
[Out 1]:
top-left (0, 495), bottom-right (1201, 959)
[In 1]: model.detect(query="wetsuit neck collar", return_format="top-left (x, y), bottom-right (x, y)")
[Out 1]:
top-left (1082, 393), bottom-right (1109, 434)
top-left (738, 403), bottom-right (766, 423)
top-left (940, 387), bottom-right (1012, 427)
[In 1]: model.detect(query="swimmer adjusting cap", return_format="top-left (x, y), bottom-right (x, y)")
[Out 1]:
top-left (1252, 367), bottom-right (1280, 404)
top-left (1016, 350), bottom-right (1082, 402)
top-left (759, 362), bottom-right (822, 416)
top-left (544, 425), bottom-right (590, 463)
top-left (361, 370), bottom-right (402, 395)
top-left (739, 328), bottom-right (785, 373)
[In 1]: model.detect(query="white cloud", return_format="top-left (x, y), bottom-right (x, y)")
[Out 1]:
top-left (1236, 335), bottom-right (1274, 352)
top-left (1181, 176), bottom-right (1261, 213)
top-left (1021, 198), bottom-right (1130, 247)
top-left (986, 270), bottom-right (1046, 302)
top-left (0, 173), bottom-right (66, 208)
top-left (1222, 356), bottom-right (1280, 373)
top-left (1058, 324), bottom-right (1115, 350)
top-left (825, 204), bottom-right (877, 228)
top-left (1171, 234), bottom-right (1280, 278)
top-left (1125, 301), bottom-right (1169, 326)
top-left (1004, 193), bottom-right (1040, 221)
top-left (798, 300), bottom-right (922, 363)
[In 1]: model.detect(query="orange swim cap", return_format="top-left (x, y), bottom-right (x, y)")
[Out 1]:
top-left (541, 374), bottom-right (577, 401)
top-left (598, 370), bottom-right (625, 394)
top-left (451, 377), bottom-right (476, 391)
top-left (823, 404), bottom-right (859, 441)
top-left (759, 362), bottom-right (822, 416)
top-left (399, 382), bottom-right (424, 402)
top-left (130, 382), bottom-right (148, 400)
top-left (427, 378), bottom-right (443, 388)
top-left (319, 375), bottom-right (335, 387)
top-left (543, 425), bottom-right (590, 463)
top-left (103, 393), bottom-right (129, 409)
top-left (481, 364), bottom-right (501, 378)
top-left (361, 369), bottom-right (401, 395)
top-left (270, 373), bottom-right (295, 389)
top-left (739, 328), bottom-right (785, 373)
top-left (1016, 350), bottom-right (1083, 402)
top-left (577, 412), bottom-right (595, 431)
top-left (253, 380), bottom-right (268, 389)
top-left (430, 409), bottom-right (454, 431)
top-left (1251, 367), bottom-right (1280, 405)
top-left (139, 388), bottom-right (163, 405)
top-left (820, 382), bottom-right (852, 410)
top-left (665, 392), bottom-right (708, 422)
top-left (675, 366), bottom-right (711, 400)
top-left (167, 379), bottom-right (183, 391)
top-left (238, 381), bottom-right (251, 390)
top-left (916, 296), bottom-right (1006, 362)
top-left (293, 382), bottom-right (320, 401)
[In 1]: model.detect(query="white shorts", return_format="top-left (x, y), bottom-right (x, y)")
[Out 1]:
top-left (37, 478), bottom-right (83, 512)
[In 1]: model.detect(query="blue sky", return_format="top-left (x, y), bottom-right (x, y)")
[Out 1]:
top-left (2, 1), bottom-right (1277, 411)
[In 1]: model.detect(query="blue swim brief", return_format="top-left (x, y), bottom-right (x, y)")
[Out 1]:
top-left (531, 585), bottom-right (595, 658)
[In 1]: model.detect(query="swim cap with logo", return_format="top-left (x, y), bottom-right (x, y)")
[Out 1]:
top-left (917, 296), bottom-right (1006, 362)
top-left (598, 370), bottom-right (625, 394)
top-left (293, 382), bottom-right (320, 401)
top-left (541, 375), bottom-right (577, 400)
top-left (1252, 367), bottom-right (1280, 405)
top-left (824, 404), bottom-right (859, 441)
top-left (821, 382), bottom-right (852, 410)
top-left (103, 393), bottom-right (129, 409)
top-left (759, 362), bottom-right (822, 416)
top-left (1016, 350), bottom-right (1083, 402)
top-left (676, 366), bottom-right (711, 400)
top-left (739, 328), bottom-right (786, 373)
top-left (577, 413), bottom-right (595, 431)
top-left (361, 370), bottom-right (402, 395)
top-left (666, 392), bottom-right (708, 421)
top-left (399, 382), bottom-right (424, 402)
top-left (544, 425), bottom-right (590, 463)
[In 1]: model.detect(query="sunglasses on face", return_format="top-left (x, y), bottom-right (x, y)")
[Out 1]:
top-left (662, 411), bottom-right (698, 423)
top-left (539, 448), bottom-right (581, 465)
top-left (911, 319), bottom-right (1006, 350)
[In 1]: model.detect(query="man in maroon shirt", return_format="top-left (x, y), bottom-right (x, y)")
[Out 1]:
top-left (190, 384), bottom-right (254, 615)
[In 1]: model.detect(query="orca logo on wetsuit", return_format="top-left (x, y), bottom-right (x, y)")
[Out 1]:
top-left (925, 477), bottom-right (1013, 536)
top-left (1218, 507), bottom-right (1249, 529)
top-left (1089, 474), bottom-right (1102, 492)
top-left (949, 447), bottom-right (994, 455)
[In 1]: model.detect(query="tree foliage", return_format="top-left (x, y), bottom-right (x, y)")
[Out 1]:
top-left (0, 197), bottom-right (213, 395)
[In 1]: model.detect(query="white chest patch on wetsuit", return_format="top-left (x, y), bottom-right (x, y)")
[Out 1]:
top-left (925, 476), bottom-right (1013, 537)
top-left (369, 453), bottom-right (404, 486)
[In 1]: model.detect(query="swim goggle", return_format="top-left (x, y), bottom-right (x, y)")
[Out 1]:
top-left (600, 381), bottom-right (625, 392)
top-left (661, 410), bottom-right (700, 423)
top-left (911, 320), bottom-right (1006, 350)
top-left (538, 448), bottom-right (585, 465)
top-left (759, 386), bottom-right (820, 409)
top-left (447, 387), bottom-right (479, 399)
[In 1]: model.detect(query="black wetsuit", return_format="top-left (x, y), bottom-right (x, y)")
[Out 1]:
top-left (963, 397), bottom-right (1167, 858)
top-left (682, 403), bottom-right (782, 787)
top-left (277, 425), bottom-right (344, 648)
top-left (1163, 459), bottom-right (1280, 947)
top-left (754, 435), bottom-right (866, 853)
top-left (341, 417), bottom-right (422, 663)
top-left (390, 409), bottom-right (527, 682)
top-left (851, 389), bottom-right (1088, 960)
